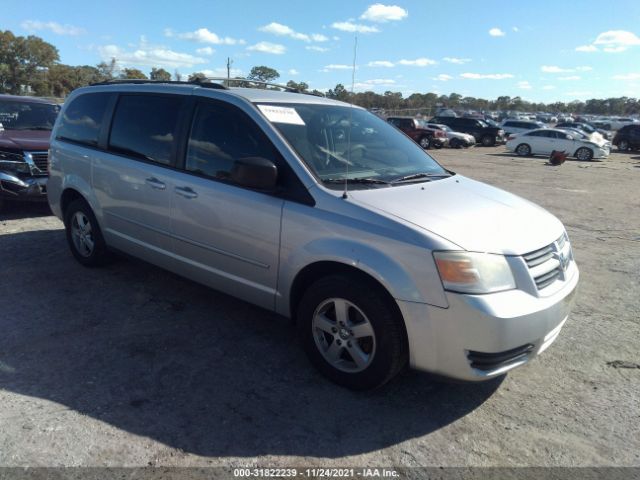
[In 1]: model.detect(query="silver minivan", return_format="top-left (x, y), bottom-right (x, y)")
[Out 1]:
top-left (48, 80), bottom-right (579, 390)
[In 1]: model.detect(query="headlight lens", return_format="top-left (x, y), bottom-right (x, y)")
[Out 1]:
top-left (433, 251), bottom-right (516, 294)
top-left (0, 150), bottom-right (29, 174)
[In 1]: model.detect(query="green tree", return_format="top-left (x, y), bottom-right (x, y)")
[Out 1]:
top-left (286, 80), bottom-right (308, 92)
top-left (150, 67), bottom-right (172, 81)
top-left (96, 58), bottom-right (118, 81)
top-left (326, 83), bottom-right (349, 102)
top-left (120, 68), bottom-right (147, 79)
top-left (247, 65), bottom-right (280, 83)
top-left (188, 72), bottom-right (207, 82)
top-left (0, 30), bottom-right (59, 94)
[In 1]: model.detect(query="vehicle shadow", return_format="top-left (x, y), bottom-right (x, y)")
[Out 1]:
top-left (0, 229), bottom-right (502, 458)
top-left (0, 201), bottom-right (52, 221)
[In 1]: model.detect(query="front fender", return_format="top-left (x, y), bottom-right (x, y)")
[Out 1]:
top-left (276, 236), bottom-right (449, 317)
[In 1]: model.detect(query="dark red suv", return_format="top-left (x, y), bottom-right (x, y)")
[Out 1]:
top-left (386, 116), bottom-right (448, 149)
top-left (0, 94), bottom-right (60, 209)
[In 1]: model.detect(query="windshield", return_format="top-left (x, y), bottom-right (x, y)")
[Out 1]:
top-left (0, 100), bottom-right (60, 131)
top-left (258, 103), bottom-right (449, 187)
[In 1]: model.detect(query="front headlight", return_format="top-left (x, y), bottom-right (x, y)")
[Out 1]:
top-left (433, 251), bottom-right (516, 294)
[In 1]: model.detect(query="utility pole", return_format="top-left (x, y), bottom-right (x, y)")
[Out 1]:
top-left (226, 57), bottom-right (233, 87)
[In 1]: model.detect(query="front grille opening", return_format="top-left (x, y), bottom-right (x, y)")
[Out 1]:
top-left (523, 245), bottom-right (554, 267)
top-left (467, 344), bottom-right (535, 371)
top-left (29, 152), bottom-right (49, 176)
top-left (534, 268), bottom-right (561, 290)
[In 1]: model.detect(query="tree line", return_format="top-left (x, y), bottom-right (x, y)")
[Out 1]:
top-left (1, 29), bottom-right (638, 115)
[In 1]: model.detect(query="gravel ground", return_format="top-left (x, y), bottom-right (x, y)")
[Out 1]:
top-left (0, 147), bottom-right (638, 468)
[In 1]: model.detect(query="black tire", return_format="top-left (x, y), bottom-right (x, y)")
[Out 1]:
top-left (449, 138), bottom-right (461, 149)
top-left (418, 136), bottom-right (431, 149)
top-left (297, 274), bottom-right (408, 390)
top-left (574, 147), bottom-right (594, 161)
top-left (618, 139), bottom-right (629, 151)
top-left (64, 198), bottom-right (109, 267)
top-left (515, 143), bottom-right (531, 156)
top-left (481, 135), bottom-right (495, 147)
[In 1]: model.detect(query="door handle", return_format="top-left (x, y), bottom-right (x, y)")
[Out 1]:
top-left (175, 186), bottom-right (198, 199)
top-left (145, 177), bottom-right (166, 190)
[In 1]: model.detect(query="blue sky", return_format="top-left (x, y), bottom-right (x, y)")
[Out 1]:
top-left (3, 0), bottom-right (640, 102)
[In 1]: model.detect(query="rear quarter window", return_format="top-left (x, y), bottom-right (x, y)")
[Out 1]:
top-left (56, 93), bottom-right (111, 147)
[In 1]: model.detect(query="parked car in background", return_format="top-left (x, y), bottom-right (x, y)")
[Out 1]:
top-left (429, 116), bottom-right (505, 146)
top-left (387, 116), bottom-right (448, 149)
top-left (609, 117), bottom-right (639, 131)
top-left (591, 120), bottom-right (613, 132)
top-left (555, 127), bottom-right (612, 151)
top-left (506, 128), bottom-right (610, 161)
top-left (612, 124), bottom-right (640, 151)
top-left (0, 94), bottom-right (60, 209)
top-left (47, 80), bottom-right (578, 390)
top-left (426, 123), bottom-right (475, 148)
top-left (501, 120), bottom-right (545, 137)
top-left (555, 121), bottom-right (611, 141)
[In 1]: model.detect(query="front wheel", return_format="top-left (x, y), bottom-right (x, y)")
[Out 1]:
top-left (449, 138), bottom-right (461, 149)
top-left (575, 147), bottom-right (594, 161)
top-left (515, 143), bottom-right (531, 156)
top-left (618, 139), bottom-right (629, 151)
top-left (64, 199), bottom-right (109, 267)
top-left (418, 136), bottom-right (431, 149)
top-left (297, 275), bottom-right (408, 390)
top-left (481, 135), bottom-right (495, 147)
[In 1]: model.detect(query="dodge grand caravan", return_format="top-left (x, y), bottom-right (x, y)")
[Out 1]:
top-left (48, 80), bottom-right (579, 390)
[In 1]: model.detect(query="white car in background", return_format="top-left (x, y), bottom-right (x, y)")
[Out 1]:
top-left (556, 127), bottom-right (611, 149)
top-left (426, 123), bottom-right (476, 148)
top-left (501, 119), bottom-right (546, 137)
top-left (609, 117), bottom-right (639, 131)
top-left (506, 128), bottom-right (610, 161)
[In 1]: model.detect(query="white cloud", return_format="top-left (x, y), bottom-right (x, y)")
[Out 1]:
top-left (323, 64), bottom-right (353, 70)
top-left (21, 20), bottom-right (85, 36)
top-left (489, 28), bottom-right (505, 37)
top-left (460, 72), bottom-right (513, 79)
top-left (196, 46), bottom-right (214, 55)
top-left (398, 57), bottom-right (437, 67)
top-left (612, 72), bottom-right (640, 80)
top-left (367, 60), bottom-right (394, 67)
top-left (512, 26), bottom-right (519, 32)
top-left (541, 65), bottom-right (571, 73)
top-left (165, 28), bottom-right (243, 45)
top-left (434, 74), bottom-right (453, 81)
top-left (98, 43), bottom-right (206, 69)
top-left (576, 44), bottom-right (598, 52)
top-left (331, 21), bottom-right (379, 33)
top-left (258, 22), bottom-right (328, 42)
top-left (542, 85), bottom-right (556, 90)
top-left (575, 30), bottom-right (640, 53)
top-left (443, 57), bottom-right (471, 64)
top-left (360, 4), bottom-right (408, 22)
top-left (306, 46), bottom-right (329, 52)
top-left (247, 41), bottom-right (286, 54)
top-left (559, 75), bottom-right (581, 81)
top-left (575, 66), bottom-right (593, 71)
top-left (517, 81), bottom-right (532, 90)
top-left (288, 69), bottom-right (299, 75)
top-left (190, 67), bottom-right (243, 78)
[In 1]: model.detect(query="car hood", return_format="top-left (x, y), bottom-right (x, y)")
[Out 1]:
top-left (0, 130), bottom-right (51, 151)
top-left (349, 175), bottom-right (564, 255)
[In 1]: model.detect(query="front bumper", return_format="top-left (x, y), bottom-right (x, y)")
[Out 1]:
top-left (399, 264), bottom-right (579, 381)
top-left (0, 171), bottom-right (48, 201)
top-left (433, 137), bottom-right (449, 148)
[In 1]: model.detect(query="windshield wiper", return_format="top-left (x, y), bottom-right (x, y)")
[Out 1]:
top-left (323, 177), bottom-right (390, 185)
top-left (390, 172), bottom-right (451, 184)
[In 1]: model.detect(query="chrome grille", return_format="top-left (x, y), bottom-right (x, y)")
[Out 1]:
top-left (523, 233), bottom-right (571, 291)
top-left (31, 152), bottom-right (48, 171)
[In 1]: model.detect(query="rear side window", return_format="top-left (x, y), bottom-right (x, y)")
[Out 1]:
top-left (185, 101), bottom-right (279, 181)
top-left (56, 93), bottom-right (111, 147)
top-left (109, 94), bottom-right (184, 166)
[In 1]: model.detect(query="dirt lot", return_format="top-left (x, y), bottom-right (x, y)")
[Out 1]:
top-left (0, 147), bottom-right (639, 468)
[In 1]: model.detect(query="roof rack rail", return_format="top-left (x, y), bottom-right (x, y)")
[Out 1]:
top-left (89, 79), bottom-right (228, 90)
top-left (202, 77), bottom-right (300, 92)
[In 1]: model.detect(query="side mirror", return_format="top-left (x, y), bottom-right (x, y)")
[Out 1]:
top-left (231, 157), bottom-right (278, 191)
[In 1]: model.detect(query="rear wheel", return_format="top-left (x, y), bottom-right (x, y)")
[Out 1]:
top-left (418, 136), bottom-right (431, 149)
top-left (618, 139), bottom-right (629, 151)
top-left (64, 199), bottom-right (109, 267)
top-left (515, 143), bottom-right (531, 156)
top-left (481, 135), bottom-right (495, 147)
top-left (575, 147), bottom-right (594, 161)
top-left (297, 274), bottom-right (407, 390)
